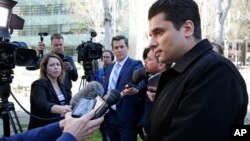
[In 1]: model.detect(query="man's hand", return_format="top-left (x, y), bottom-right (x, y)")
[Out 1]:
top-left (63, 111), bottom-right (104, 141)
top-left (51, 105), bottom-right (72, 116)
top-left (121, 84), bottom-right (139, 97)
top-left (37, 42), bottom-right (45, 56)
top-left (63, 62), bottom-right (73, 71)
top-left (147, 86), bottom-right (157, 101)
top-left (38, 42), bottom-right (45, 51)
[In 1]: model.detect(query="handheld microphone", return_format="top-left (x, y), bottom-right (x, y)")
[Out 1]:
top-left (126, 68), bottom-right (146, 89)
top-left (92, 89), bottom-right (121, 119)
top-left (70, 81), bottom-right (104, 108)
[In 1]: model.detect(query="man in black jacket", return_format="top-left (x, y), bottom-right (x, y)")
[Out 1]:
top-left (146, 0), bottom-right (248, 141)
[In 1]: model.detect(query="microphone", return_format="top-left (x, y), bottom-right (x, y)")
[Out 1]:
top-left (92, 89), bottom-right (121, 119)
top-left (70, 81), bottom-right (104, 108)
top-left (126, 68), bottom-right (146, 89)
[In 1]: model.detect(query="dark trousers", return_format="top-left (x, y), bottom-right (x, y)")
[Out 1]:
top-left (100, 122), bottom-right (110, 141)
top-left (106, 125), bottom-right (137, 141)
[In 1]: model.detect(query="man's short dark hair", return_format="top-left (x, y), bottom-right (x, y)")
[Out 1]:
top-left (143, 47), bottom-right (150, 60)
top-left (148, 0), bottom-right (201, 39)
top-left (51, 33), bottom-right (64, 41)
top-left (111, 35), bottom-right (129, 48)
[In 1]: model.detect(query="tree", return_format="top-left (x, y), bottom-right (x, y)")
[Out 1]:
top-left (215, 0), bottom-right (232, 45)
top-left (102, 0), bottom-right (112, 50)
top-left (62, 0), bottom-right (104, 40)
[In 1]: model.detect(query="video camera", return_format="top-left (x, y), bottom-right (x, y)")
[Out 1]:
top-left (0, 0), bottom-right (37, 100)
top-left (77, 29), bottom-right (103, 82)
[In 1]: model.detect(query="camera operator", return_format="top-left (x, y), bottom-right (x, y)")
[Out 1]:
top-left (38, 33), bottom-right (78, 95)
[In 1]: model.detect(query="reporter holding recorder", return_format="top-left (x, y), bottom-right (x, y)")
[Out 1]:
top-left (0, 111), bottom-right (104, 141)
top-left (28, 53), bottom-right (72, 130)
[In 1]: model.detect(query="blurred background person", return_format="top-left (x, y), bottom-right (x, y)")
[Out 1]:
top-left (38, 33), bottom-right (78, 95)
top-left (28, 53), bottom-right (72, 130)
top-left (93, 50), bottom-right (114, 85)
top-left (141, 48), bottom-right (170, 138)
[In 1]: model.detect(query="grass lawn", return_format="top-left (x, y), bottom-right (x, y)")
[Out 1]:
top-left (88, 131), bottom-right (143, 141)
top-left (22, 124), bottom-right (143, 141)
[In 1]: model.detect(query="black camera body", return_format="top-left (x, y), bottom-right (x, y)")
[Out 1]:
top-left (76, 30), bottom-right (103, 82)
top-left (0, 41), bottom-right (37, 71)
top-left (77, 41), bottom-right (103, 62)
top-left (0, 40), bottom-right (37, 99)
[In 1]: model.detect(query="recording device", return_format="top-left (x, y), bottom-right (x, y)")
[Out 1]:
top-left (72, 98), bottom-right (97, 118)
top-left (126, 68), bottom-right (146, 90)
top-left (92, 89), bottom-right (121, 119)
top-left (148, 73), bottom-right (161, 87)
top-left (71, 81), bottom-right (121, 118)
top-left (54, 52), bottom-right (68, 63)
top-left (70, 81), bottom-right (104, 108)
top-left (76, 29), bottom-right (103, 82)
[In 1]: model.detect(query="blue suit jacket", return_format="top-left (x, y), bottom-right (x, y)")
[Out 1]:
top-left (103, 57), bottom-right (144, 128)
top-left (0, 122), bottom-right (76, 141)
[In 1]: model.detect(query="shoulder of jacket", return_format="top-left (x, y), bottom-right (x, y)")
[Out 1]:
top-left (32, 79), bottom-right (49, 87)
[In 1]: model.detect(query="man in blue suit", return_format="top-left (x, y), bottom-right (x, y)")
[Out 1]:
top-left (103, 35), bottom-right (144, 141)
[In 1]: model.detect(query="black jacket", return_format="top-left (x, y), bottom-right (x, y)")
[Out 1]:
top-left (28, 79), bottom-right (71, 130)
top-left (146, 39), bottom-right (248, 141)
top-left (63, 55), bottom-right (78, 94)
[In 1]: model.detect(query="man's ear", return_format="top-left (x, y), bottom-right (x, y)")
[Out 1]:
top-left (183, 20), bottom-right (194, 37)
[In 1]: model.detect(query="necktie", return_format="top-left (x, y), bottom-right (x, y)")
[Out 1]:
top-left (108, 63), bottom-right (121, 91)
top-left (108, 63), bottom-right (121, 110)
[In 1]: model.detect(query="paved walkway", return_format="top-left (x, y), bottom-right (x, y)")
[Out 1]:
top-left (0, 67), bottom-right (250, 136)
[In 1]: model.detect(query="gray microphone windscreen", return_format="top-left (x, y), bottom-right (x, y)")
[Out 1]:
top-left (70, 81), bottom-right (104, 108)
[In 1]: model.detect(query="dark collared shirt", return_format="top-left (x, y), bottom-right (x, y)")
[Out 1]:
top-left (146, 39), bottom-right (248, 141)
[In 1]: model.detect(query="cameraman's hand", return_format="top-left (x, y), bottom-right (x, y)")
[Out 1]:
top-left (63, 62), bottom-right (73, 71)
top-left (63, 111), bottom-right (104, 141)
top-left (38, 42), bottom-right (45, 51)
